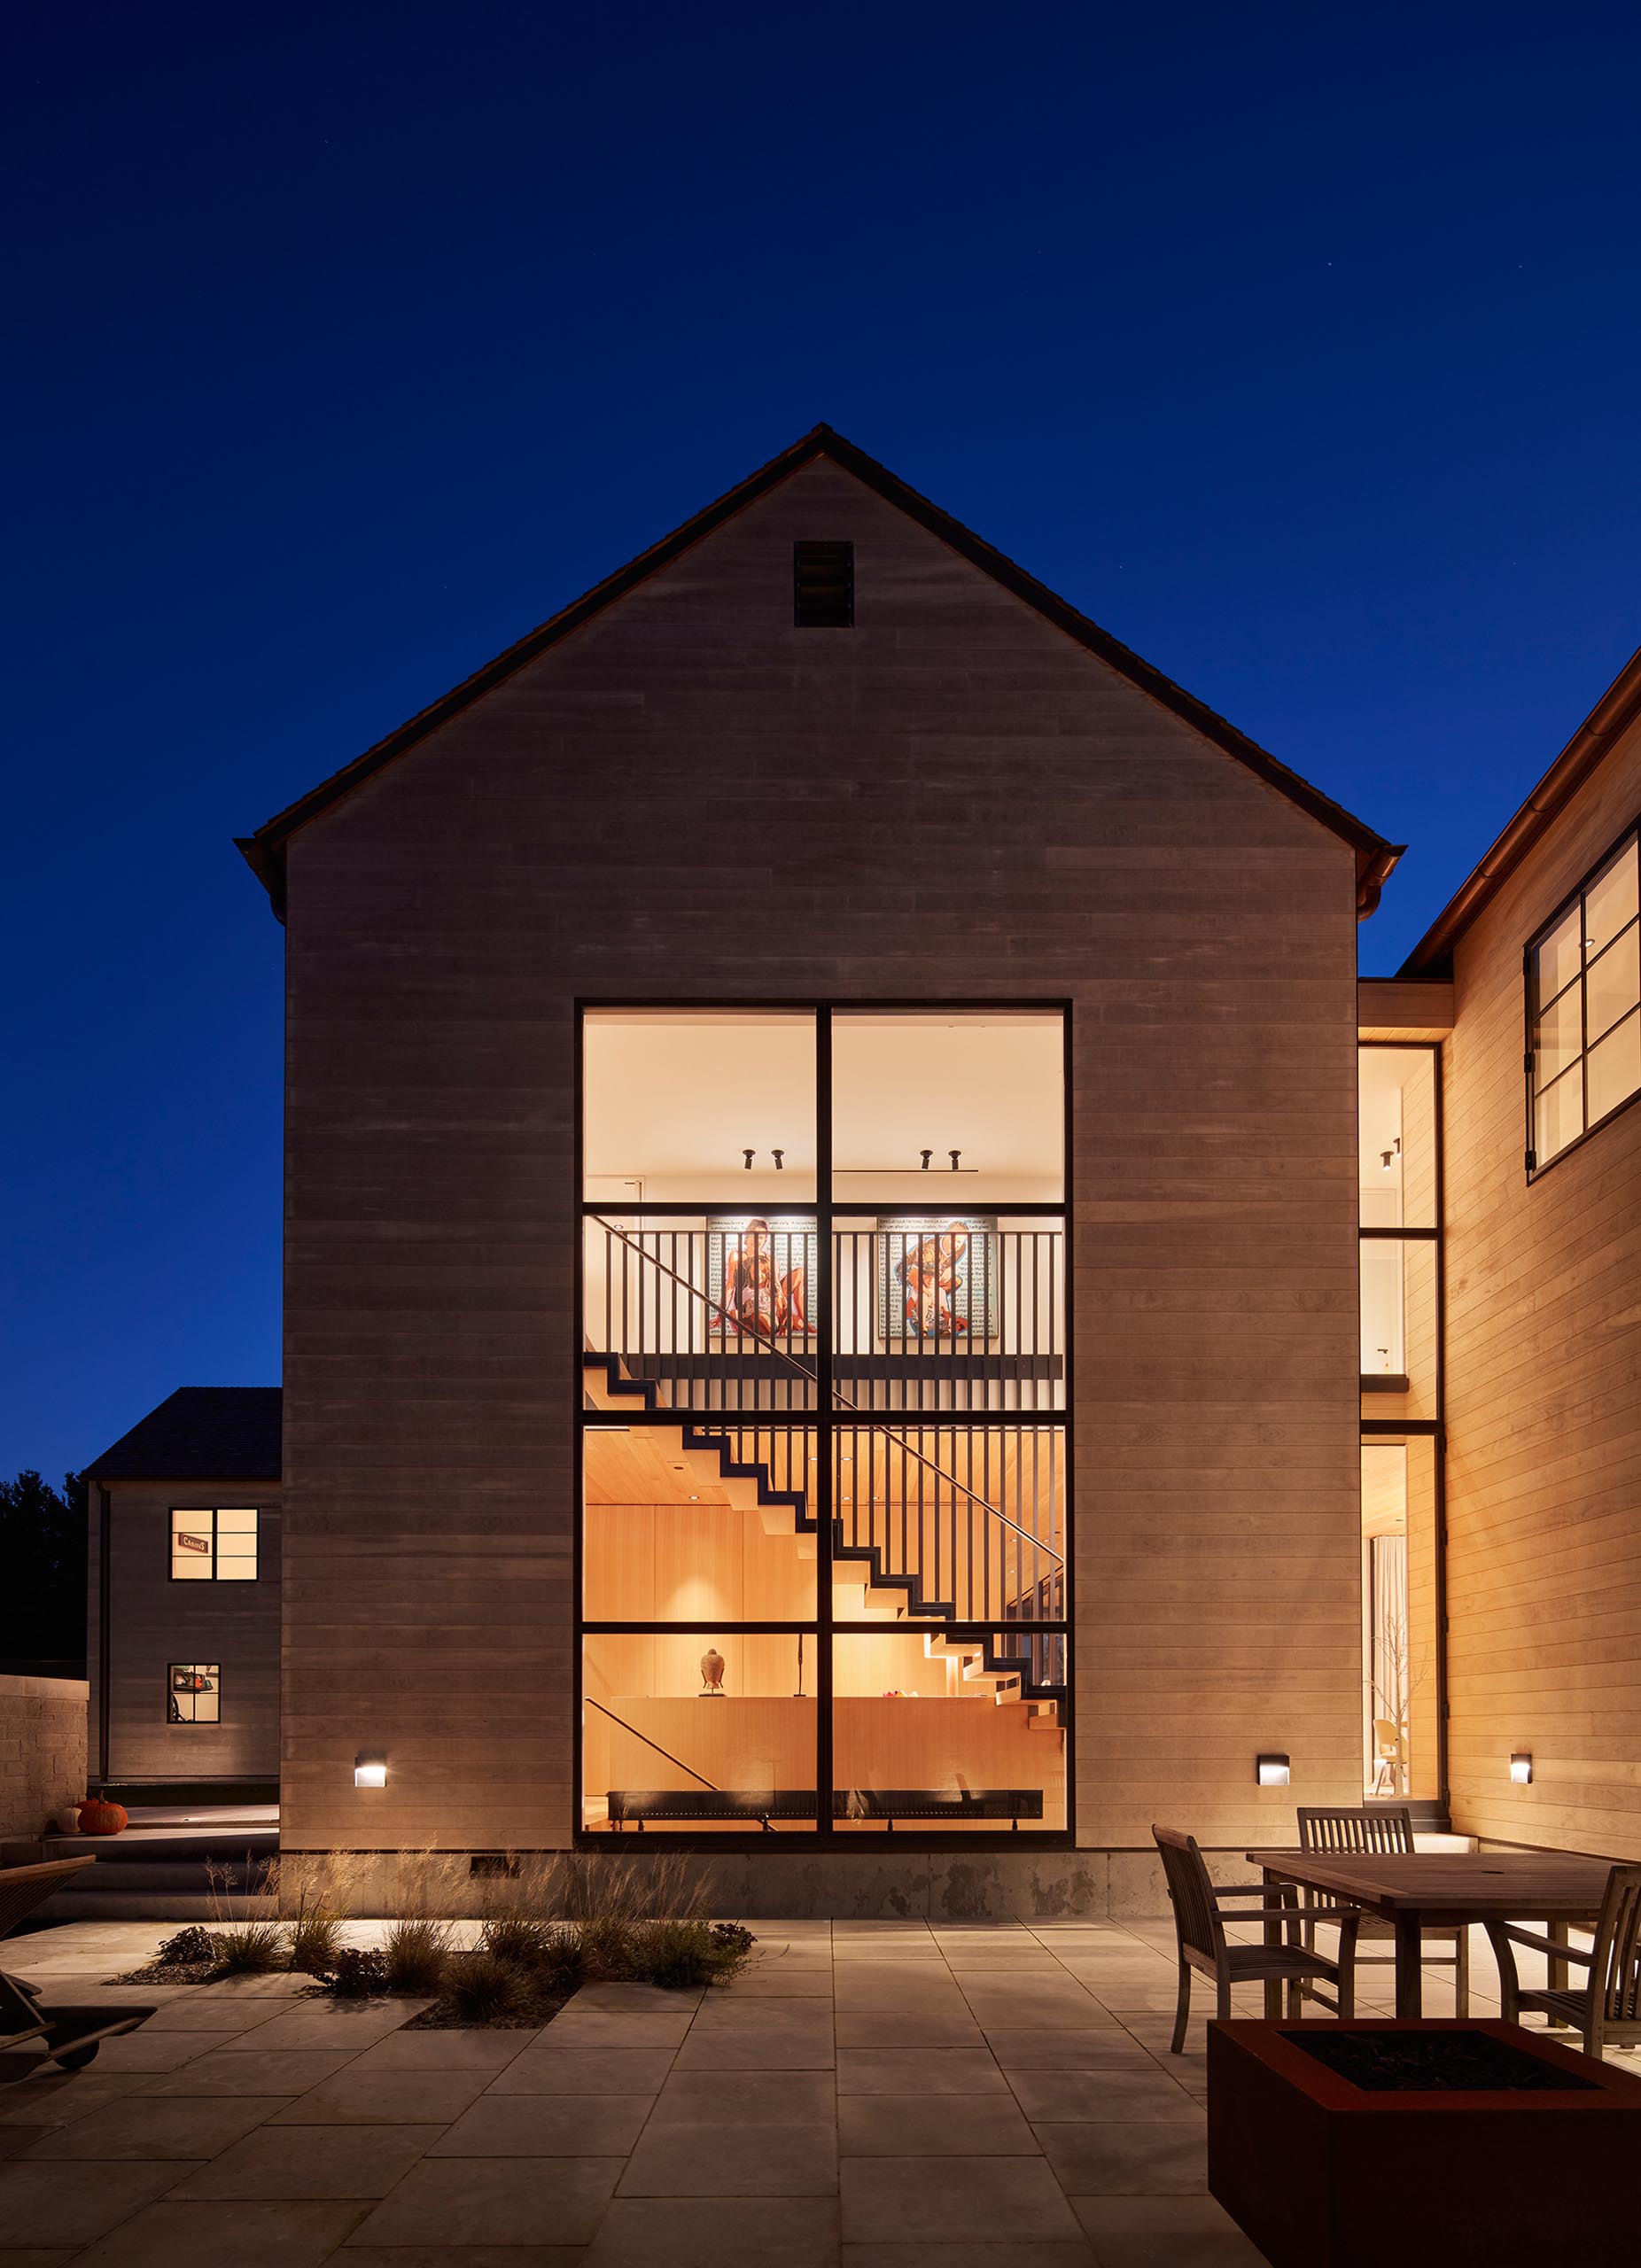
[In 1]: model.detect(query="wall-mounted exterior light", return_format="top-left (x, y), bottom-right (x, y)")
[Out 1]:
top-left (1510, 1752), bottom-right (1533, 1784)
top-left (1256, 1753), bottom-right (1291, 1787)
top-left (354, 1753), bottom-right (387, 1788)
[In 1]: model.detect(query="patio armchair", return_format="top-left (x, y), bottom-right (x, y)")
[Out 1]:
top-left (1485, 1861), bottom-right (1641, 2061)
top-left (1295, 1805), bottom-right (1469, 2015)
top-left (1154, 1824), bottom-right (1360, 2053)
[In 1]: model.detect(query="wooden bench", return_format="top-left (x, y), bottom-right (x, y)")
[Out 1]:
top-left (836, 1788), bottom-right (1044, 1829)
top-left (606, 1789), bottom-right (1044, 1829)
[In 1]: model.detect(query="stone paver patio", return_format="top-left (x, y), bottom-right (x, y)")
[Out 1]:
top-left (0, 1912), bottom-right (1613, 2265)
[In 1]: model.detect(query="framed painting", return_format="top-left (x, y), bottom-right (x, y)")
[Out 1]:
top-left (875, 1215), bottom-right (997, 1341)
top-left (706, 1216), bottom-right (820, 1339)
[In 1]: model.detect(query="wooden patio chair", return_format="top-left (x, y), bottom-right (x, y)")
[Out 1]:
top-left (1295, 1805), bottom-right (1469, 2015)
top-left (1153, 1825), bottom-right (1360, 2053)
top-left (1486, 1861), bottom-right (1641, 2061)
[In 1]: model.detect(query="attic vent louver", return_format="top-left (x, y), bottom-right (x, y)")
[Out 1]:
top-left (794, 540), bottom-right (853, 627)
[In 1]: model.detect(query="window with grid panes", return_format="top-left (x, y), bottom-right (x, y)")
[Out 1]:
top-left (1527, 827), bottom-right (1641, 1172)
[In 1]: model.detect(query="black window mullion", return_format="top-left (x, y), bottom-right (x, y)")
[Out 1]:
top-left (575, 1005), bottom-right (1072, 1842)
top-left (815, 1008), bottom-right (834, 1835)
top-left (1526, 823), bottom-right (1641, 1177)
top-left (1580, 887), bottom-right (1590, 1138)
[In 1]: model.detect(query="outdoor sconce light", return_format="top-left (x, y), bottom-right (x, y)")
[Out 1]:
top-left (743, 1149), bottom-right (755, 1171)
top-left (920, 1149), bottom-right (933, 1170)
top-left (1380, 1138), bottom-right (1402, 1171)
top-left (772, 1149), bottom-right (784, 1171)
top-left (354, 1753), bottom-right (387, 1789)
top-left (1510, 1752), bottom-right (1533, 1784)
top-left (1256, 1753), bottom-right (1291, 1787)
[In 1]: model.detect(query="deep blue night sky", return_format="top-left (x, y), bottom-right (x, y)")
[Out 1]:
top-left (5, 4), bottom-right (1640, 1480)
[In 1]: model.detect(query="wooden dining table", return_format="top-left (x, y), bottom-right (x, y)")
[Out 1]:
top-left (1244, 1846), bottom-right (1614, 2018)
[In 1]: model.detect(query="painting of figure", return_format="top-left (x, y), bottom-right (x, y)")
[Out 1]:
top-left (877, 1216), bottom-right (995, 1340)
top-left (898, 1224), bottom-right (970, 1335)
top-left (708, 1217), bottom-right (816, 1339)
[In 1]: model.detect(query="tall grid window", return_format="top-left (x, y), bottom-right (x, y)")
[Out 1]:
top-left (1527, 823), bottom-right (1641, 1173)
top-left (1358, 1042), bottom-right (1446, 1804)
top-left (578, 1006), bottom-right (1070, 1838)
top-left (169, 1507), bottom-right (258, 1581)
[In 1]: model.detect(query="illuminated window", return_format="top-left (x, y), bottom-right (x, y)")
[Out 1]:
top-left (168, 1663), bottom-right (221, 1723)
top-left (1527, 824), bottom-right (1641, 1172)
top-left (579, 1006), bottom-right (1069, 1837)
top-left (170, 1508), bottom-right (258, 1581)
top-left (1359, 1442), bottom-right (1438, 1799)
top-left (1358, 1047), bottom-right (1438, 1419)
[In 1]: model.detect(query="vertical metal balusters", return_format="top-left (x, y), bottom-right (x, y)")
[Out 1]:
top-left (965, 1427), bottom-right (976, 1621)
top-left (907, 1414), bottom-right (915, 1598)
top-left (1013, 1231), bottom-right (1023, 1417)
top-left (1044, 1234), bottom-right (1054, 1414)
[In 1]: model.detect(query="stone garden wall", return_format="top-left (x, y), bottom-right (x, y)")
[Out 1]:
top-left (0, 1673), bottom-right (88, 1845)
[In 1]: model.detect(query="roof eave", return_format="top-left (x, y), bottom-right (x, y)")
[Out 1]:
top-left (1399, 643), bottom-right (1641, 975)
top-left (237, 422), bottom-right (1398, 921)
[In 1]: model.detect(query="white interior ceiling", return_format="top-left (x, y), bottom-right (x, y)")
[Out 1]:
top-left (583, 1012), bottom-right (1063, 1192)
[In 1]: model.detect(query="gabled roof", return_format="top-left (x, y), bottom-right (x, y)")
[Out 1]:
top-left (237, 423), bottom-right (1401, 920)
top-left (87, 1387), bottom-right (282, 1481)
top-left (1400, 643), bottom-right (1641, 975)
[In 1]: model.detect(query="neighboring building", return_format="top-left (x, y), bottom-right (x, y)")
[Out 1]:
top-left (82, 425), bottom-right (1641, 1902)
top-left (85, 1388), bottom-right (281, 1788)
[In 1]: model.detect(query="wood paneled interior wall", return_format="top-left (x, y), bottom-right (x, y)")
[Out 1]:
top-left (1443, 711), bottom-right (1641, 1858)
top-left (278, 455), bottom-right (1365, 1852)
top-left (92, 1483), bottom-right (281, 1780)
top-left (585, 1680), bottom-right (1063, 1834)
top-left (584, 1503), bottom-right (816, 1622)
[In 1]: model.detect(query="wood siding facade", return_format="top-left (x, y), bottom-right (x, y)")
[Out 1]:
top-left (89, 1482), bottom-right (282, 1783)
top-left (275, 457), bottom-right (1367, 1857)
top-left (1443, 708), bottom-right (1641, 1859)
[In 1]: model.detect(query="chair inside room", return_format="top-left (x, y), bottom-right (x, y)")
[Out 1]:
top-left (1370, 1718), bottom-right (1404, 1796)
top-left (1486, 1862), bottom-right (1641, 2061)
top-left (1153, 1824), bottom-right (1360, 2053)
top-left (1295, 1804), bottom-right (1469, 2015)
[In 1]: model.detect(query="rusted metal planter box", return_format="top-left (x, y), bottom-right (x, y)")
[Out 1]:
top-left (1207, 2018), bottom-right (1641, 2268)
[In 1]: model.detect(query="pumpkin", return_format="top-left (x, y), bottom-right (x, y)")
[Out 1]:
top-left (77, 1796), bottom-right (128, 1837)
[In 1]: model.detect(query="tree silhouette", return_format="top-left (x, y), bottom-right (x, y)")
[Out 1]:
top-left (0, 1470), bottom-right (87, 1669)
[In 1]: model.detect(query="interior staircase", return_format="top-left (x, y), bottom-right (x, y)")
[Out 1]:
top-left (584, 1352), bottom-right (1065, 1726)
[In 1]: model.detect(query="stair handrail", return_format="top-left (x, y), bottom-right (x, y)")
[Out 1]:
top-left (584, 1696), bottom-right (777, 1832)
top-left (590, 1215), bottom-right (1064, 1567)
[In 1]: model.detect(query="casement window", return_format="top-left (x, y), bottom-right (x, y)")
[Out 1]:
top-left (1526, 823), bottom-right (1641, 1174)
top-left (169, 1507), bottom-right (258, 1581)
top-left (168, 1663), bottom-right (220, 1723)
